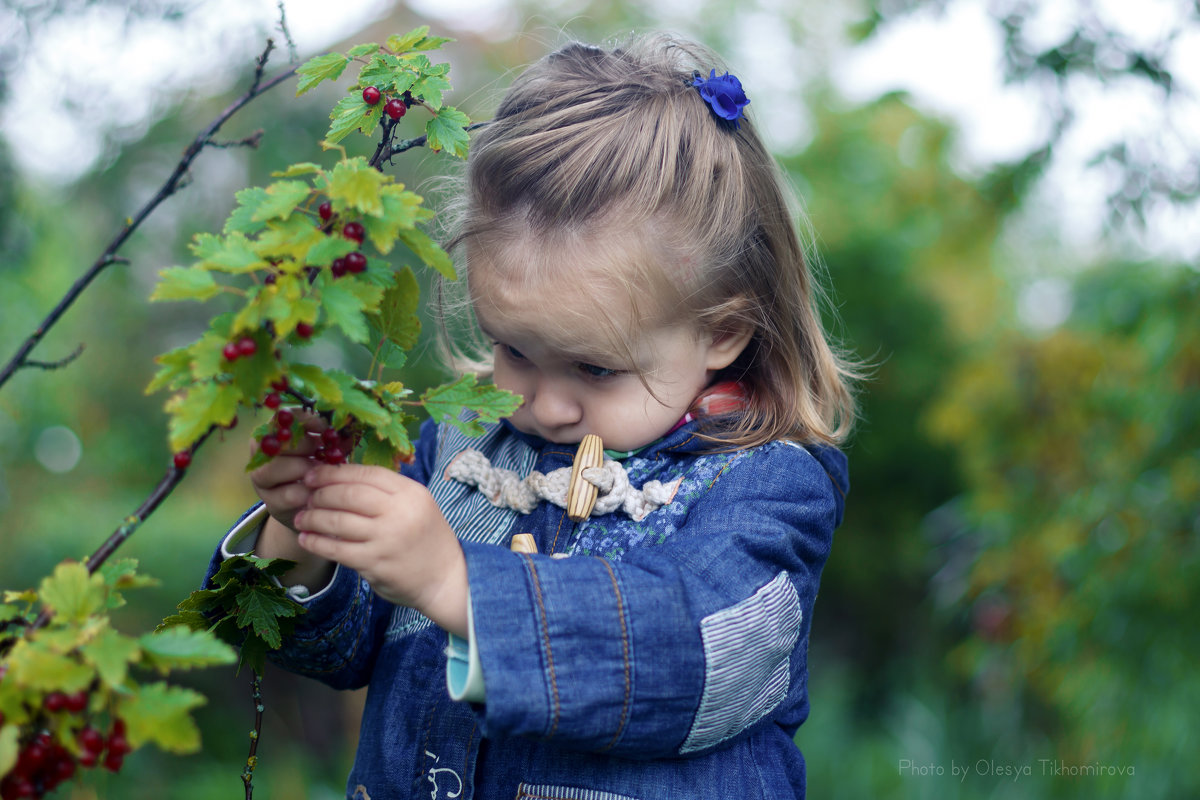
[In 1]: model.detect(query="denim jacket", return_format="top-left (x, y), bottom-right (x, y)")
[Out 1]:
top-left (208, 416), bottom-right (848, 800)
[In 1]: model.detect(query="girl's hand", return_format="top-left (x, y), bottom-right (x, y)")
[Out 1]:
top-left (249, 410), bottom-right (327, 532)
top-left (293, 464), bottom-right (470, 637)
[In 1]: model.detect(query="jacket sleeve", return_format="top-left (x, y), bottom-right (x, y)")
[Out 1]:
top-left (199, 419), bottom-right (443, 690)
top-left (462, 441), bottom-right (843, 758)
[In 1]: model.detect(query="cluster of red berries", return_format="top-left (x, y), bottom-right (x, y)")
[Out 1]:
top-left (314, 426), bottom-right (354, 465)
top-left (361, 85), bottom-right (409, 121)
top-left (222, 336), bottom-right (258, 362)
top-left (0, 698), bottom-right (131, 799)
top-left (258, 378), bottom-right (294, 458)
top-left (316, 202), bottom-right (369, 279)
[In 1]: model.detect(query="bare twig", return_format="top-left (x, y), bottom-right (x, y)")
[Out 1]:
top-left (22, 343), bottom-right (85, 371)
top-left (276, 0), bottom-right (299, 64)
top-left (373, 121), bottom-right (490, 170)
top-left (0, 40), bottom-right (298, 392)
top-left (242, 673), bottom-right (266, 799)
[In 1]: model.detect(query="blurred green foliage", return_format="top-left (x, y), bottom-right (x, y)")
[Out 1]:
top-left (1, 1), bottom-right (1196, 798)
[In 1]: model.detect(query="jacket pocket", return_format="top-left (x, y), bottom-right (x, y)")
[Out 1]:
top-left (516, 783), bottom-right (640, 800)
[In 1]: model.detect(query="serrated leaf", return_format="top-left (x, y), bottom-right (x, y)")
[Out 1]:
top-left (360, 435), bottom-right (403, 468)
top-left (363, 185), bottom-right (423, 253)
top-left (139, 626), bottom-right (237, 673)
top-left (5, 639), bottom-right (94, 692)
top-left (326, 371), bottom-right (391, 428)
top-left (234, 585), bottom-right (301, 650)
top-left (328, 157), bottom-right (389, 217)
top-left (368, 266), bottom-right (421, 350)
top-left (398, 225), bottom-right (456, 280)
top-left (410, 61), bottom-right (452, 109)
top-left (80, 624), bottom-right (141, 687)
top-left (252, 180), bottom-right (312, 222)
top-left (191, 232), bottom-right (263, 273)
top-left (421, 374), bottom-right (522, 436)
top-left (39, 562), bottom-right (106, 624)
top-left (347, 42), bottom-right (380, 58)
top-left (290, 363), bottom-right (344, 404)
top-left (319, 277), bottom-right (384, 344)
top-left (387, 27), bottom-right (432, 53)
top-left (426, 105), bottom-right (471, 158)
top-left (253, 214), bottom-right (327, 263)
top-left (224, 186), bottom-right (270, 235)
top-left (120, 682), bottom-right (206, 753)
top-left (296, 52), bottom-right (350, 96)
top-left (326, 94), bottom-right (381, 144)
top-left (146, 346), bottom-right (193, 394)
top-left (271, 162), bottom-right (323, 178)
top-left (165, 382), bottom-right (241, 452)
top-left (305, 233), bottom-right (358, 267)
top-left (150, 266), bottom-right (222, 302)
top-left (97, 558), bottom-right (159, 609)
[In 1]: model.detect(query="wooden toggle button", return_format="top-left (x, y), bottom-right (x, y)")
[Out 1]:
top-left (566, 434), bottom-right (603, 522)
top-left (509, 533), bottom-right (538, 554)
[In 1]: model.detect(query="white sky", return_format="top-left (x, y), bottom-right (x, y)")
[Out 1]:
top-left (2, 0), bottom-right (1197, 264)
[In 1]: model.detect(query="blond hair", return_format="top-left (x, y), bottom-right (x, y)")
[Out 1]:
top-left (446, 33), bottom-right (859, 449)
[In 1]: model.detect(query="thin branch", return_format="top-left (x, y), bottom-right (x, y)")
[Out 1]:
top-left (22, 343), bottom-right (85, 371)
top-left (242, 673), bottom-right (266, 800)
top-left (373, 121), bottom-right (490, 169)
top-left (276, 0), bottom-right (299, 64)
top-left (0, 40), bottom-right (298, 392)
top-left (207, 130), bottom-right (266, 149)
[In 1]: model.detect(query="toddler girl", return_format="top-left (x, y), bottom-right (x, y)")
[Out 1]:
top-left (212, 31), bottom-right (856, 800)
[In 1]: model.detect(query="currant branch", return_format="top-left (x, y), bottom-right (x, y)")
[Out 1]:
top-left (0, 39), bottom-right (298, 393)
top-left (242, 674), bottom-right (265, 800)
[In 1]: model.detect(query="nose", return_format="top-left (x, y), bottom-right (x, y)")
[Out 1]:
top-left (526, 374), bottom-right (583, 432)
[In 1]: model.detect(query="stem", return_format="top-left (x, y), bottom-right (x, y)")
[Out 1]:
top-left (0, 41), bottom-right (298, 393)
top-left (242, 673), bottom-right (266, 800)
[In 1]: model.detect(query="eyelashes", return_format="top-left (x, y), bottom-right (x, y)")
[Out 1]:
top-left (493, 342), bottom-right (624, 381)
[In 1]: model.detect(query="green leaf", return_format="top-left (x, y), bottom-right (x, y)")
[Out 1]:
top-left (327, 157), bottom-right (389, 217)
top-left (97, 557), bottom-right (159, 609)
top-left (326, 94), bottom-right (381, 144)
top-left (368, 266), bottom-right (421, 350)
top-left (304, 233), bottom-right (358, 267)
top-left (191, 232), bottom-right (263, 273)
top-left (398, 225), bottom-right (456, 280)
top-left (150, 266), bottom-right (222, 302)
top-left (5, 639), bottom-right (93, 692)
top-left (0, 725), bottom-right (18, 780)
top-left (319, 277), bottom-right (383, 344)
top-left (425, 105), bottom-right (471, 158)
top-left (234, 584), bottom-right (302, 650)
top-left (252, 180), bottom-right (312, 222)
top-left (146, 346), bottom-right (193, 394)
top-left (271, 162), bottom-right (323, 178)
top-left (296, 52), bottom-right (350, 96)
top-left (120, 682), bottom-right (207, 753)
top-left (363, 185), bottom-right (424, 253)
top-left (80, 624), bottom-right (141, 687)
top-left (290, 363), bottom-right (344, 404)
top-left (421, 374), bottom-right (522, 436)
top-left (387, 27), bottom-right (432, 53)
top-left (139, 626), bottom-right (237, 673)
top-left (410, 60), bottom-right (452, 109)
top-left (165, 382), bottom-right (241, 452)
top-left (347, 42), bottom-right (380, 58)
top-left (39, 562), bottom-right (106, 624)
top-left (224, 186), bottom-right (270, 235)
top-left (326, 371), bottom-right (391, 427)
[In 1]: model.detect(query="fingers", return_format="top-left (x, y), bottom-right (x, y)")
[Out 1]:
top-left (304, 463), bottom-right (408, 492)
top-left (306, 481), bottom-right (391, 517)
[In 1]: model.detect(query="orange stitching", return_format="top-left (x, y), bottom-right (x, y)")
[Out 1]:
top-left (524, 554), bottom-right (561, 736)
top-left (598, 559), bottom-right (631, 752)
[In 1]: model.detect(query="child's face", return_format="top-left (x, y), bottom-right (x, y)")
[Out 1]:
top-left (470, 243), bottom-right (744, 452)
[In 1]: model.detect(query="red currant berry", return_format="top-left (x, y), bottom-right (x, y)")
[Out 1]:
top-left (44, 692), bottom-right (68, 712)
top-left (384, 98), bottom-right (406, 120)
top-left (9, 777), bottom-right (34, 798)
top-left (222, 342), bottom-right (241, 361)
top-left (237, 337), bottom-right (258, 357)
top-left (107, 733), bottom-right (130, 756)
top-left (78, 750), bottom-right (98, 769)
top-left (323, 447), bottom-right (346, 465)
top-left (65, 689), bottom-right (88, 712)
top-left (275, 409), bottom-right (294, 429)
top-left (345, 252), bottom-right (367, 273)
top-left (173, 451), bottom-right (192, 470)
top-left (78, 727), bottom-right (105, 755)
top-left (53, 755), bottom-right (76, 783)
top-left (296, 322), bottom-right (315, 339)
top-left (318, 201), bottom-right (333, 222)
top-left (362, 86), bottom-right (381, 105)
top-left (331, 257), bottom-right (348, 278)
top-left (102, 750), bottom-right (124, 773)
top-left (342, 221), bottom-right (365, 243)
top-left (270, 376), bottom-right (289, 392)
top-left (264, 392), bottom-right (282, 410)
top-left (276, 426), bottom-right (292, 443)
top-left (321, 428), bottom-right (340, 447)
top-left (260, 434), bottom-right (282, 457)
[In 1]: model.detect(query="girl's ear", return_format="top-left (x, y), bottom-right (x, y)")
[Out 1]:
top-left (704, 321), bottom-right (755, 372)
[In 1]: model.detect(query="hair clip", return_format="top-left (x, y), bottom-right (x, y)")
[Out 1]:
top-left (692, 69), bottom-right (750, 127)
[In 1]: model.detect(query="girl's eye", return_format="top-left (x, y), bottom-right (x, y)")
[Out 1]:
top-left (578, 363), bottom-right (620, 379)
top-left (500, 344), bottom-right (526, 362)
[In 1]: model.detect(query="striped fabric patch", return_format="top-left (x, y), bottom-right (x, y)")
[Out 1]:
top-left (386, 421), bottom-right (536, 641)
top-left (679, 571), bottom-right (802, 754)
top-left (516, 784), bottom-right (640, 800)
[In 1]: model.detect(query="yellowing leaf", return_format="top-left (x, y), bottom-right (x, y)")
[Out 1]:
top-left (39, 562), bottom-right (106, 624)
top-left (81, 624), bottom-right (141, 687)
top-left (296, 52), bottom-right (350, 96)
top-left (364, 185), bottom-right (423, 253)
top-left (150, 267), bottom-right (222, 302)
top-left (146, 346), bottom-right (193, 395)
top-left (166, 382), bottom-right (241, 452)
top-left (120, 682), bottom-right (206, 754)
top-left (5, 639), bottom-right (93, 692)
top-left (252, 180), bottom-right (312, 222)
top-left (0, 726), bottom-right (18, 778)
top-left (191, 232), bottom-right (262, 273)
top-left (327, 158), bottom-right (389, 217)
top-left (139, 627), bottom-right (236, 673)
top-left (398, 226), bottom-right (456, 280)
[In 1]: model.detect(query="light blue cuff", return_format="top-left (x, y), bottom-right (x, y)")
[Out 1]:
top-left (219, 504), bottom-right (338, 603)
top-left (446, 596), bottom-right (486, 702)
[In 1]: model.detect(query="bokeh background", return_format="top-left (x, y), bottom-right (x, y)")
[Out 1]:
top-left (1, 0), bottom-right (1197, 797)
